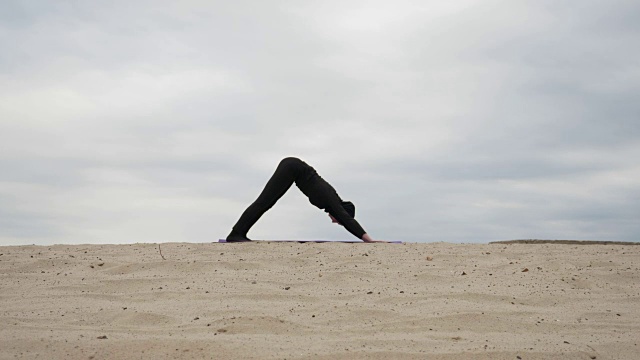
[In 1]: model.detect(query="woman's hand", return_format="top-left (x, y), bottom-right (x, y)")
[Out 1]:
top-left (361, 234), bottom-right (388, 243)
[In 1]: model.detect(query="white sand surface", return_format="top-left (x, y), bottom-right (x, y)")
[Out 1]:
top-left (0, 242), bottom-right (638, 359)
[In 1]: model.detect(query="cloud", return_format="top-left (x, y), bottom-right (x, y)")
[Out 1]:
top-left (1, 0), bottom-right (639, 245)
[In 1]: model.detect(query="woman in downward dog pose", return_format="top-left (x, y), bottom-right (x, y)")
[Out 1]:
top-left (226, 157), bottom-right (383, 243)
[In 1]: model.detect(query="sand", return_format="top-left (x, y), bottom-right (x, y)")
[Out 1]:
top-left (0, 242), bottom-right (638, 359)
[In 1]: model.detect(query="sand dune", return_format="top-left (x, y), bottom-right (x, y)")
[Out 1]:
top-left (0, 242), bottom-right (638, 359)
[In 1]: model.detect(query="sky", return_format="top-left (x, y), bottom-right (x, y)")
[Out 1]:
top-left (1, 0), bottom-right (639, 245)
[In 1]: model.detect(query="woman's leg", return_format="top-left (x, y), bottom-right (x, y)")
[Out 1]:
top-left (227, 158), bottom-right (302, 241)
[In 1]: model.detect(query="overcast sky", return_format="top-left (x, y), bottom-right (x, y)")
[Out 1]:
top-left (1, 0), bottom-right (639, 245)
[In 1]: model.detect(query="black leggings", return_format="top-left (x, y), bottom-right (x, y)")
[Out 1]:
top-left (231, 158), bottom-right (303, 236)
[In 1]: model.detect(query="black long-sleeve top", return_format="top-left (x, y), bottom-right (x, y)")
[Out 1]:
top-left (293, 160), bottom-right (367, 239)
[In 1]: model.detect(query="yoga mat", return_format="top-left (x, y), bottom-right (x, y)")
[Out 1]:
top-left (217, 239), bottom-right (403, 243)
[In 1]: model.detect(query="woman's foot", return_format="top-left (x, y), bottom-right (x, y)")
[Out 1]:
top-left (226, 230), bottom-right (252, 242)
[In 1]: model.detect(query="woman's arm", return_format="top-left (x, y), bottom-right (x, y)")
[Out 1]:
top-left (328, 204), bottom-right (367, 239)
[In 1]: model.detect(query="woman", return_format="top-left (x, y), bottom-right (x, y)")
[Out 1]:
top-left (226, 157), bottom-right (383, 242)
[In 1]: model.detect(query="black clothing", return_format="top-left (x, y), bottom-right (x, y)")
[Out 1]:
top-left (227, 157), bottom-right (367, 240)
